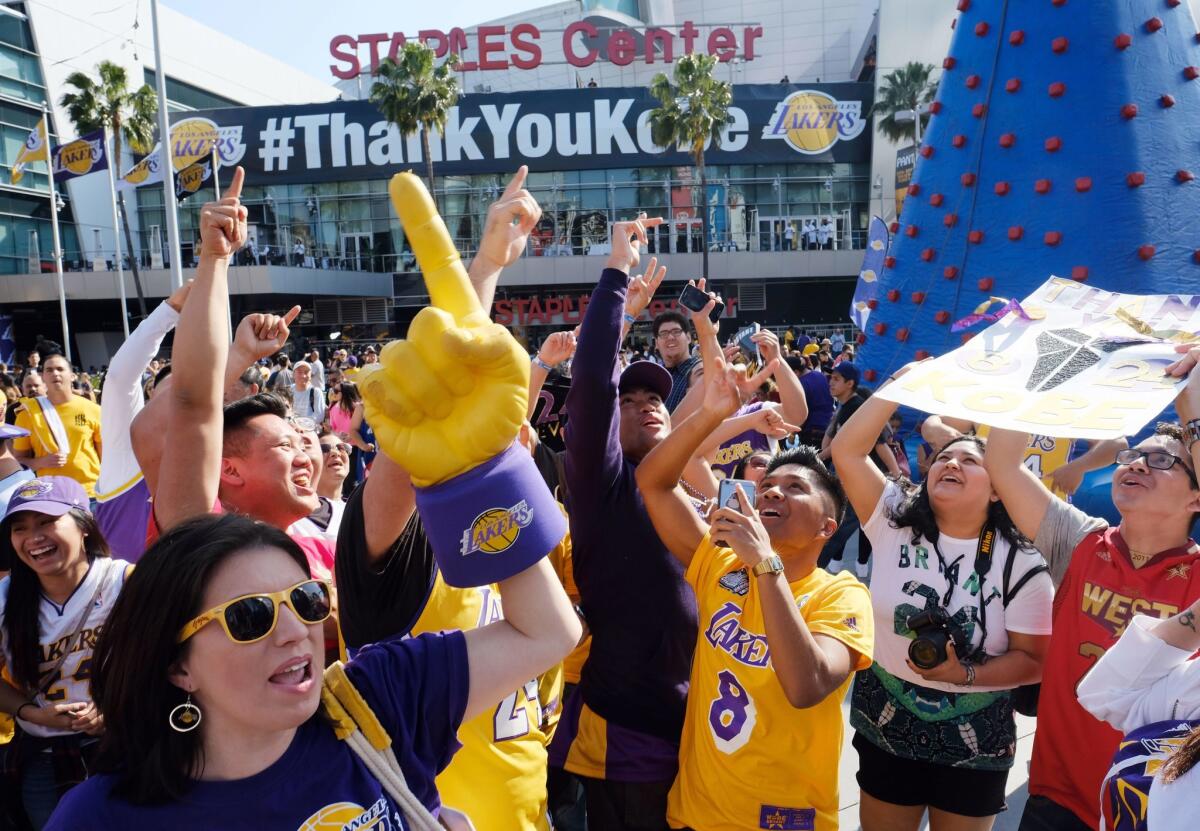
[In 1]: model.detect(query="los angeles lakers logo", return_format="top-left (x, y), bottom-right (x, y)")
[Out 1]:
top-left (177, 161), bottom-right (210, 196)
top-left (169, 117), bottom-right (220, 171)
top-left (55, 138), bottom-right (103, 176)
top-left (16, 480), bottom-right (52, 499)
top-left (761, 90), bottom-right (866, 155)
top-left (460, 500), bottom-right (534, 557)
top-left (124, 154), bottom-right (159, 185)
top-left (298, 798), bottom-right (393, 830)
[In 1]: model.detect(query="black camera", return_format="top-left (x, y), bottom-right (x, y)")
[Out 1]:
top-left (906, 608), bottom-right (969, 670)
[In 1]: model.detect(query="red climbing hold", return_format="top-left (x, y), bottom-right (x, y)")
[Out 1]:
top-left (1194, 250), bottom-right (1200, 264)
top-left (995, 181), bottom-right (1011, 195)
top-left (966, 74), bottom-right (980, 89)
top-left (999, 133), bottom-right (1016, 148)
top-left (920, 248), bottom-right (935, 262)
top-left (978, 277), bottom-right (994, 291)
top-left (856, 333), bottom-right (868, 345)
top-left (961, 333), bottom-right (975, 345)
top-left (1139, 244), bottom-right (1157, 260)
top-left (1178, 169), bottom-right (1195, 182)
top-left (952, 134), bottom-right (966, 148)
top-left (920, 145), bottom-right (934, 158)
top-left (1168, 0), bottom-right (1182, 7)
top-left (935, 311), bottom-right (951, 324)
top-left (911, 292), bottom-right (927, 304)
top-left (1127, 171), bottom-right (1146, 187)
top-left (1162, 94), bottom-right (1177, 107)
top-left (896, 328), bottom-right (910, 343)
top-left (889, 222), bottom-right (899, 233)
top-left (1045, 231), bottom-right (1063, 246)
top-left (915, 350), bottom-right (931, 360)
top-left (1052, 36), bottom-right (1069, 53)
top-left (1035, 179), bottom-right (1052, 194)
top-left (884, 255), bottom-right (897, 268)
top-left (874, 322), bottom-right (888, 335)
top-left (1005, 78), bottom-right (1021, 93)
top-left (907, 183), bottom-right (921, 195)
top-left (944, 213), bottom-right (958, 227)
top-left (1045, 136), bottom-right (1062, 152)
top-left (1115, 33), bottom-right (1133, 49)
top-left (1075, 177), bottom-right (1093, 192)
top-left (1008, 226), bottom-right (1024, 241)
top-left (1146, 17), bottom-right (1164, 33)
top-left (957, 0), bottom-right (970, 10)
top-left (929, 101), bottom-right (943, 114)
top-left (975, 22), bottom-right (989, 36)
top-left (961, 172), bottom-right (977, 186)
top-left (944, 56), bottom-right (957, 70)
top-left (1185, 66), bottom-right (1200, 80)
top-left (944, 267), bottom-right (959, 280)
top-left (906, 225), bottom-right (919, 238)
top-left (1121, 103), bottom-right (1139, 119)
top-left (1048, 81), bottom-right (1066, 97)
top-left (1009, 30), bottom-right (1025, 45)
top-left (929, 193), bottom-right (944, 207)
top-left (1071, 266), bottom-right (1089, 282)
top-left (969, 230), bottom-right (985, 244)
top-left (864, 369), bottom-right (878, 382)
top-left (887, 289), bottom-right (901, 302)
top-left (866, 299), bottom-right (879, 310)
top-left (972, 103), bottom-right (987, 117)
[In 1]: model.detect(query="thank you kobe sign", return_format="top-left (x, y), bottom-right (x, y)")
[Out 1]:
top-left (876, 277), bottom-right (1199, 440)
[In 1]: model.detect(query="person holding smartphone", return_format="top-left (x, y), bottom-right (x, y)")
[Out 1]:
top-left (636, 291), bottom-right (873, 831)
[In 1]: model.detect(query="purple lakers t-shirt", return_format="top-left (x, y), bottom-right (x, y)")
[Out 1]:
top-left (94, 478), bottom-right (152, 562)
top-left (46, 631), bottom-right (468, 830)
top-left (711, 402), bottom-right (772, 479)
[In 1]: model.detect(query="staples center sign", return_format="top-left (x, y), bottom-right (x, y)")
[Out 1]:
top-left (329, 21), bottom-right (765, 79)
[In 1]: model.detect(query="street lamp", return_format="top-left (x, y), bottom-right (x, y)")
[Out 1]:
top-left (771, 175), bottom-right (782, 250)
top-left (873, 173), bottom-right (884, 220)
top-left (894, 103), bottom-right (933, 146)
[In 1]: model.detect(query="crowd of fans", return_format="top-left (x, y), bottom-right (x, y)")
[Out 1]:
top-left (0, 167), bottom-right (1196, 831)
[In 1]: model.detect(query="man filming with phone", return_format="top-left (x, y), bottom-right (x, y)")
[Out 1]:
top-left (636, 288), bottom-right (874, 831)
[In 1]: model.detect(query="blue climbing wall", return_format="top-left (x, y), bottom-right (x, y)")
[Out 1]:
top-left (859, 0), bottom-right (1200, 385)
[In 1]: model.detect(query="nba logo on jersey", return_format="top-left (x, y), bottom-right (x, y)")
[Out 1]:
top-left (758, 805), bottom-right (816, 830)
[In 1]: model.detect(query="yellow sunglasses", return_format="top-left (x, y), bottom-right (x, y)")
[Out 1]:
top-left (176, 580), bottom-right (332, 645)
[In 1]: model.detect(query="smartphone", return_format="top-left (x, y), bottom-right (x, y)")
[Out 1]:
top-left (718, 478), bottom-right (757, 514)
top-left (678, 283), bottom-right (725, 322)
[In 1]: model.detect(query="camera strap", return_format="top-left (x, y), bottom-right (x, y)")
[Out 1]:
top-left (930, 522), bottom-right (996, 659)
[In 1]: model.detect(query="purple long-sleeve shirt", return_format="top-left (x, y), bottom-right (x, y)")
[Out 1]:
top-left (563, 268), bottom-right (698, 750)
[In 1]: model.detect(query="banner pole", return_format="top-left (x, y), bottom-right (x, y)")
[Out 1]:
top-left (149, 0), bottom-right (184, 290)
top-left (106, 129), bottom-right (130, 339)
top-left (43, 107), bottom-right (71, 363)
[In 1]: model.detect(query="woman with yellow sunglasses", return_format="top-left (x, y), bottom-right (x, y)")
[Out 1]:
top-left (43, 512), bottom-right (581, 829)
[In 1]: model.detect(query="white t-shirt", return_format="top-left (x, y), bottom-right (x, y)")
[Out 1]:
top-left (861, 481), bottom-right (1054, 693)
top-left (0, 556), bottom-right (129, 737)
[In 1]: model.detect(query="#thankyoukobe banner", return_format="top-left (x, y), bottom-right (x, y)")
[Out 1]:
top-left (876, 276), bottom-right (1200, 440)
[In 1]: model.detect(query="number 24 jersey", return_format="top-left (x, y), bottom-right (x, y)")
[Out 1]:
top-left (668, 535), bottom-right (874, 831)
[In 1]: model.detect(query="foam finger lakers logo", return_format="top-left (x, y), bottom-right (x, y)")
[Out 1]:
top-left (761, 90), bottom-right (866, 155)
top-left (169, 117), bottom-right (221, 171)
top-left (460, 500), bottom-right (534, 556)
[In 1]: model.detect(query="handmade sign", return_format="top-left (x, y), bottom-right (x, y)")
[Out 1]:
top-left (875, 276), bottom-right (1199, 440)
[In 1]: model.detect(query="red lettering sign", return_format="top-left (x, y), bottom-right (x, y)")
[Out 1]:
top-left (491, 293), bottom-right (737, 326)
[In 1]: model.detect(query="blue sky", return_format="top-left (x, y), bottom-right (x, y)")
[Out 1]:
top-left (163, 0), bottom-right (556, 83)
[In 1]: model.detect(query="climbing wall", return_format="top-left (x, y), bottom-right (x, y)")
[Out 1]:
top-left (858, 0), bottom-right (1200, 385)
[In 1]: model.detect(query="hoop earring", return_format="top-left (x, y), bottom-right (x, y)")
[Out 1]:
top-left (169, 694), bottom-right (202, 733)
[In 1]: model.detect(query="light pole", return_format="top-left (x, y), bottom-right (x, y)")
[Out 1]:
top-left (894, 104), bottom-right (932, 147)
top-left (873, 174), bottom-right (884, 220)
top-left (772, 175), bottom-right (782, 250)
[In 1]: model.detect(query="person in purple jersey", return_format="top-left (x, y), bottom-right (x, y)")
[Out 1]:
top-left (550, 216), bottom-right (722, 830)
top-left (786, 354), bottom-right (834, 448)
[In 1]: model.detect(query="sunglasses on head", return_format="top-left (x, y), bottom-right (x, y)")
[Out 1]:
top-left (1115, 448), bottom-right (1199, 487)
top-left (176, 580), bottom-right (332, 645)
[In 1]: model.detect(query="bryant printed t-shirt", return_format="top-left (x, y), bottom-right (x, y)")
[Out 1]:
top-left (46, 631), bottom-right (468, 830)
top-left (667, 534), bottom-right (873, 831)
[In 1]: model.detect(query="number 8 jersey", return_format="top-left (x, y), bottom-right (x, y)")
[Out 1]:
top-left (668, 535), bottom-right (874, 831)
top-left (0, 556), bottom-right (129, 738)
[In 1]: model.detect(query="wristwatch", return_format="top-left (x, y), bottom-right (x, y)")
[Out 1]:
top-left (751, 555), bottom-right (785, 577)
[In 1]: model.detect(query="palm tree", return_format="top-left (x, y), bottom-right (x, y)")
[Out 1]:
top-left (648, 54), bottom-right (733, 280)
top-left (873, 62), bottom-right (938, 144)
top-left (369, 43), bottom-right (460, 209)
top-left (60, 60), bottom-right (156, 318)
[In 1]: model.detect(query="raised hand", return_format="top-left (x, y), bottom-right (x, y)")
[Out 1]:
top-left (750, 328), bottom-right (782, 364)
top-left (750, 405), bottom-right (800, 439)
top-left (199, 166), bottom-right (247, 259)
top-left (625, 256), bottom-right (667, 320)
top-left (231, 306), bottom-right (302, 364)
top-left (537, 330), bottom-right (577, 367)
top-left (165, 279), bottom-right (194, 313)
top-left (476, 166), bottom-right (542, 270)
top-left (710, 485), bottom-right (774, 567)
top-left (360, 172), bottom-right (529, 487)
top-left (684, 279), bottom-right (721, 340)
top-left (606, 213), bottom-right (663, 275)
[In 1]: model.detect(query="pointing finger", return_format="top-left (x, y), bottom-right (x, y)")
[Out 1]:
top-left (282, 305), bottom-right (301, 326)
top-left (226, 166), bottom-right (245, 201)
top-left (501, 165), bottom-right (529, 200)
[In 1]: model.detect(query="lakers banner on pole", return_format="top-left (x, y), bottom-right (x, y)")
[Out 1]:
top-left (11, 118), bottom-right (48, 184)
top-left (52, 129), bottom-right (107, 182)
top-left (118, 149), bottom-right (164, 190)
top-left (876, 276), bottom-right (1200, 440)
top-left (174, 159), bottom-right (212, 201)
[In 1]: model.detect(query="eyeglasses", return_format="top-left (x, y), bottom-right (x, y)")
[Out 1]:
top-left (656, 327), bottom-right (687, 339)
top-left (1115, 448), bottom-right (1198, 487)
top-left (321, 442), bottom-right (351, 455)
top-left (177, 580), bottom-right (332, 644)
top-left (288, 416), bottom-right (317, 433)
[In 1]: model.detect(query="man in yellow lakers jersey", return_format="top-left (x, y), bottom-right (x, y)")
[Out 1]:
top-left (636, 297), bottom-right (874, 831)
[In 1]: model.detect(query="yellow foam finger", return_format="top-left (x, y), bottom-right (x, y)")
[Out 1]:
top-left (406, 307), bottom-right (475, 398)
top-left (359, 364), bottom-right (422, 428)
top-left (388, 173), bottom-right (486, 327)
top-left (382, 341), bottom-right (455, 421)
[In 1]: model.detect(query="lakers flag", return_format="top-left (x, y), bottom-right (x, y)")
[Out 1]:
top-left (51, 130), bottom-right (107, 182)
top-left (174, 159), bottom-right (212, 202)
top-left (10, 118), bottom-right (48, 185)
top-left (117, 148), bottom-right (164, 191)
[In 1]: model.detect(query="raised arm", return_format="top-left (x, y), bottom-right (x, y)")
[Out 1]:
top-left (151, 168), bottom-right (247, 530)
top-left (466, 166), bottom-right (540, 312)
top-left (921, 414), bottom-right (974, 450)
top-left (526, 330), bottom-right (575, 419)
top-left (981, 426), bottom-right (1054, 542)
top-left (752, 328), bottom-right (808, 428)
top-left (829, 384), bottom-right (902, 522)
top-left (1048, 437), bottom-right (1128, 496)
